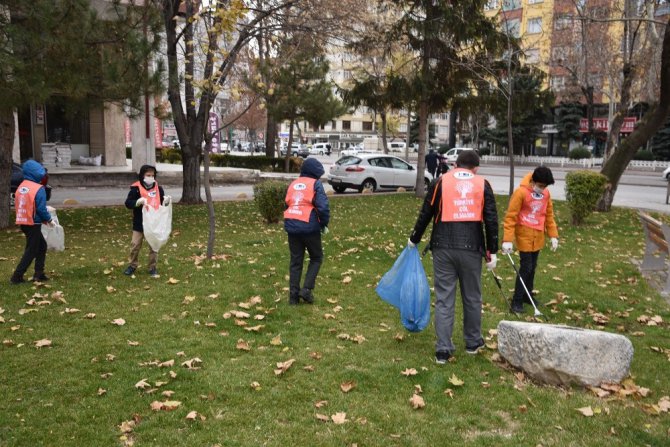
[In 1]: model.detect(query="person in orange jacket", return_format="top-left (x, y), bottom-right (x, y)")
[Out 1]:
top-left (501, 166), bottom-right (559, 313)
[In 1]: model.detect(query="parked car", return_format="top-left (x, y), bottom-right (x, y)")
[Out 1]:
top-left (279, 143), bottom-right (309, 158)
top-left (161, 138), bottom-right (179, 149)
top-left (10, 162), bottom-right (52, 207)
top-left (328, 153), bottom-right (432, 193)
top-left (389, 142), bottom-right (406, 153)
top-left (309, 143), bottom-right (331, 156)
top-left (662, 165), bottom-right (670, 180)
top-left (444, 147), bottom-right (475, 164)
top-left (339, 145), bottom-right (368, 157)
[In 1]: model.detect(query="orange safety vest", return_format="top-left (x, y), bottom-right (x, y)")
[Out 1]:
top-left (132, 181), bottom-right (161, 209)
top-left (15, 180), bottom-right (42, 225)
top-left (518, 186), bottom-right (550, 231)
top-left (440, 168), bottom-right (485, 222)
top-left (284, 177), bottom-right (316, 223)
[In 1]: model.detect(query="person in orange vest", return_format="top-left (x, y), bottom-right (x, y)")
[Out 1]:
top-left (10, 160), bottom-right (55, 284)
top-left (284, 158), bottom-right (330, 305)
top-left (123, 165), bottom-right (170, 278)
top-left (501, 166), bottom-right (559, 313)
top-left (408, 150), bottom-right (499, 364)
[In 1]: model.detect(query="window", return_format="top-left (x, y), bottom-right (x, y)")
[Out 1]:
top-left (369, 157), bottom-right (392, 168)
top-left (331, 120), bottom-right (336, 129)
top-left (550, 76), bottom-right (565, 91)
top-left (527, 17), bottom-right (542, 34)
top-left (342, 70), bottom-right (352, 80)
top-left (342, 120), bottom-right (351, 130)
top-left (484, 0), bottom-right (498, 10)
top-left (390, 157), bottom-right (410, 170)
top-left (399, 123), bottom-right (407, 132)
top-left (363, 121), bottom-right (373, 131)
top-left (503, 18), bottom-right (520, 37)
top-left (502, 0), bottom-right (520, 10)
top-left (527, 0), bottom-right (543, 4)
top-left (554, 15), bottom-right (572, 30)
top-left (551, 46), bottom-right (569, 62)
top-left (525, 48), bottom-right (540, 64)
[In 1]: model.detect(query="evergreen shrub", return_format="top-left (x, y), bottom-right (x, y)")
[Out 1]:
top-left (633, 150), bottom-right (654, 161)
top-left (568, 146), bottom-right (592, 160)
top-left (253, 180), bottom-right (289, 223)
top-left (565, 170), bottom-right (607, 225)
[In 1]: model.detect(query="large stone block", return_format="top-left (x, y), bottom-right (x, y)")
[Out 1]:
top-left (497, 321), bottom-right (634, 387)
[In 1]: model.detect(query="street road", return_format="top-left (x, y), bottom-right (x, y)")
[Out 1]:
top-left (49, 154), bottom-right (670, 213)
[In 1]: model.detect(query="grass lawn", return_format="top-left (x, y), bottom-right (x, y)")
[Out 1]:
top-left (0, 193), bottom-right (669, 446)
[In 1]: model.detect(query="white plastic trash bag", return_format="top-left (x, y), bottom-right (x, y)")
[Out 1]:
top-left (142, 203), bottom-right (172, 252)
top-left (41, 206), bottom-right (65, 251)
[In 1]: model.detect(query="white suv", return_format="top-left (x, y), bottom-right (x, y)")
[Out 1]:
top-left (444, 147), bottom-right (475, 164)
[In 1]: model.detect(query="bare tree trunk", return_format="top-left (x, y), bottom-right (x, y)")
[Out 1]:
top-left (603, 62), bottom-right (633, 162)
top-left (507, 74), bottom-right (515, 196)
top-left (596, 17), bottom-right (670, 211)
top-left (265, 113), bottom-right (277, 157)
top-left (380, 110), bottom-right (389, 154)
top-left (203, 140), bottom-right (216, 258)
top-left (415, 100), bottom-right (428, 197)
top-left (0, 108), bottom-right (14, 229)
top-left (285, 117), bottom-right (295, 173)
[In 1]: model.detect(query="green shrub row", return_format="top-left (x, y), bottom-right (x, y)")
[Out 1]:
top-left (155, 149), bottom-right (302, 172)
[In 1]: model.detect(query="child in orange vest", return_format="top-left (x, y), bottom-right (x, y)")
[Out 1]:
top-left (501, 166), bottom-right (559, 313)
top-left (11, 160), bottom-right (55, 284)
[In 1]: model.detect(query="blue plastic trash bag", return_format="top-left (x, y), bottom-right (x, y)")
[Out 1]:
top-left (376, 246), bottom-right (431, 332)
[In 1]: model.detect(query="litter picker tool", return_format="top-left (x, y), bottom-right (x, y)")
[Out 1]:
top-left (488, 269), bottom-right (515, 314)
top-left (505, 252), bottom-right (546, 320)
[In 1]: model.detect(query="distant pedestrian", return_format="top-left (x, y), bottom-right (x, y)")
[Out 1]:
top-left (425, 149), bottom-right (439, 178)
top-left (408, 150), bottom-right (499, 363)
top-left (123, 165), bottom-right (170, 278)
top-left (284, 158), bottom-right (330, 305)
top-left (501, 167), bottom-right (559, 313)
top-left (11, 160), bottom-right (55, 284)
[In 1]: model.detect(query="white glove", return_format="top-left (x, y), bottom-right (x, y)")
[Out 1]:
top-left (321, 226), bottom-right (329, 235)
top-left (501, 242), bottom-right (514, 255)
top-left (163, 195), bottom-right (172, 206)
top-left (45, 220), bottom-right (56, 228)
top-left (407, 239), bottom-right (416, 249)
top-left (485, 253), bottom-right (497, 271)
top-left (135, 197), bottom-right (147, 207)
top-left (550, 237), bottom-right (559, 252)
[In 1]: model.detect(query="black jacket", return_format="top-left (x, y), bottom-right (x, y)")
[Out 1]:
top-left (409, 175), bottom-right (499, 255)
top-left (124, 183), bottom-right (165, 232)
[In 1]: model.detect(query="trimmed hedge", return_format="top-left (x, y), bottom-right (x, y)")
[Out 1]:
top-left (633, 149), bottom-right (654, 161)
top-left (565, 170), bottom-right (608, 225)
top-left (253, 180), bottom-right (289, 224)
top-left (154, 150), bottom-right (302, 172)
top-left (568, 146), bottom-right (592, 160)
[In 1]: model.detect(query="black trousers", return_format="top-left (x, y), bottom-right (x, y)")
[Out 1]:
top-left (512, 251), bottom-right (539, 304)
top-left (288, 233), bottom-right (323, 297)
top-left (14, 225), bottom-right (47, 277)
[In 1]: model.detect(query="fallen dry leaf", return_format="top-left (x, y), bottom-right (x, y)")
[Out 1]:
top-left (34, 339), bottom-right (52, 348)
top-left (576, 406), bottom-right (594, 417)
top-left (315, 413), bottom-right (330, 422)
top-left (236, 339), bottom-right (251, 351)
top-left (250, 381), bottom-right (261, 391)
top-left (135, 379), bottom-right (151, 390)
top-left (314, 400), bottom-right (328, 408)
top-left (331, 412), bottom-right (347, 424)
top-left (244, 325), bottom-right (264, 332)
top-left (167, 278), bottom-right (180, 284)
top-left (111, 318), bottom-right (126, 326)
top-left (340, 381), bottom-right (356, 393)
top-left (270, 335), bottom-right (282, 346)
top-left (181, 358), bottom-right (202, 369)
top-left (274, 358), bottom-right (296, 375)
top-left (342, 276), bottom-right (352, 284)
top-left (448, 374), bottom-right (464, 386)
top-left (401, 368), bottom-right (418, 377)
top-left (106, 286), bottom-right (116, 293)
top-left (409, 393), bottom-right (425, 409)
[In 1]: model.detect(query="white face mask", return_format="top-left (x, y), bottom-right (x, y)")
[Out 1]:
top-left (533, 186), bottom-right (544, 195)
top-left (144, 176), bottom-right (155, 186)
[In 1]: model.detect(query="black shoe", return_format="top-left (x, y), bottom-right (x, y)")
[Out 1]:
top-left (299, 288), bottom-right (314, 304)
top-left (31, 273), bottom-right (49, 282)
top-left (511, 302), bottom-right (525, 314)
top-left (123, 266), bottom-right (136, 276)
top-left (289, 294), bottom-right (300, 305)
top-left (10, 274), bottom-right (25, 285)
top-left (435, 351), bottom-right (451, 365)
top-left (465, 342), bottom-right (485, 355)
top-left (148, 268), bottom-right (158, 278)
top-left (523, 294), bottom-right (541, 306)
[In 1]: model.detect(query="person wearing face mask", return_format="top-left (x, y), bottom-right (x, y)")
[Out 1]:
top-left (123, 165), bottom-right (170, 277)
top-left (501, 166), bottom-right (559, 313)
